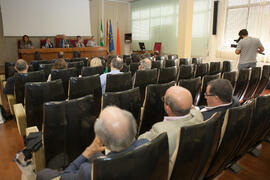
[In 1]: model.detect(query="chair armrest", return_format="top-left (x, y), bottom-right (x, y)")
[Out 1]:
top-left (26, 126), bottom-right (46, 173)
top-left (14, 103), bottom-right (27, 136)
top-left (7, 94), bottom-right (16, 115)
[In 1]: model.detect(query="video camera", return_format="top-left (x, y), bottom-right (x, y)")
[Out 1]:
top-left (231, 36), bottom-right (242, 48)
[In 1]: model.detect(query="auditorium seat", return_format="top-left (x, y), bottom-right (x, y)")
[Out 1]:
top-left (252, 65), bottom-right (270, 98)
top-left (233, 68), bottom-right (250, 100)
top-left (179, 77), bottom-right (201, 106)
top-left (133, 68), bottom-right (158, 104)
top-left (222, 71), bottom-right (237, 91)
top-left (5, 62), bottom-right (15, 80)
top-left (194, 63), bottom-right (209, 78)
top-left (151, 60), bottom-right (163, 69)
top-left (105, 72), bottom-right (132, 93)
top-left (69, 75), bottom-right (101, 115)
top-left (121, 64), bottom-right (130, 72)
top-left (157, 66), bottom-right (178, 84)
top-left (92, 133), bottom-right (169, 180)
top-left (179, 58), bottom-right (189, 65)
top-left (51, 68), bottom-right (77, 98)
top-left (243, 67), bottom-right (261, 100)
top-left (198, 73), bottom-right (221, 106)
top-left (165, 60), bottom-right (178, 68)
top-left (209, 62), bottom-right (221, 75)
top-left (30, 60), bottom-right (50, 71)
top-left (139, 81), bottom-right (175, 135)
top-left (130, 62), bottom-right (140, 76)
top-left (221, 60), bottom-right (232, 73)
top-left (81, 66), bottom-right (104, 76)
top-left (170, 113), bottom-right (222, 180)
top-left (123, 56), bottom-right (132, 65)
top-left (14, 71), bottom-right (46, 105)
top-left (71, 57), bottom-right (88, 66)
top-left (205, 103), bottom-right (254, 179)
top-left (14, 80), bottom-right (65, 137)
top-left (178, 64), bottom-right (195, 80)
top-left (39, 64), bottom-right (53, 79)
top-left (168, 55), bottom-right (178, 60)
top-left (43, 94), bottom-right (96, 169)
top-left (67, 61), bottom-right (84, 76)
top-left (102, 87), bottom-right (141, 128)
top-left (191, 58), bottom-right (202, 64)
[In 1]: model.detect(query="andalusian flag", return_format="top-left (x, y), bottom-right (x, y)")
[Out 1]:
top-left (100, 20), bottom-right (104, 46)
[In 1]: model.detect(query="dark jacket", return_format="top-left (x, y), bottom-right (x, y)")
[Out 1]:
top-left (200, 96), bottom-right (240, 120)
top-left (3, 76), bottom-right (15, 95)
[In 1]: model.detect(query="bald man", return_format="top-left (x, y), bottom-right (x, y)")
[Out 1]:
top-left (139, 86), bottom-right (203, 166)
top-left (138, 58), bottom-right (152, 70)
top-left (37, 106), bottom-right (147, 180)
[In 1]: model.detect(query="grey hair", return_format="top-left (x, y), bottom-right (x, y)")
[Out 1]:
top-left (165, 95), bottom-right (190, 116)
top-left (90, 57), bottom-right (102, 67)
top-left (15, 59), bottom-right (27, 72)
top-left (140, 58), bottom-right (152, 70)
top-left (111, 57), bottom-right (123, 70)
top-left (94, 107), bottom-right (137, 152)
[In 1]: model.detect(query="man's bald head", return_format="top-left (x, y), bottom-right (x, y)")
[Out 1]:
top-left (139, 58), bottom-right (152, 70)
top-left (164, 86), bottom-right (193, 116)
top-left (15, 59), bottom-right (28, 73)
top-left (94, 106), bottom-right (137, 152)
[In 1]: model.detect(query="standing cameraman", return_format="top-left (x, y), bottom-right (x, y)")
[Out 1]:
top-left (235, 29), bottom-right (264, 69)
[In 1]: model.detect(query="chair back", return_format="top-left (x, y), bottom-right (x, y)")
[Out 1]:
top-left (133, 69), bottom-right (158, 103)
top-left (191, 58), bottom-right (202, 64)
top-left (205, 103), bottom-right (254, 179)
top-left (92, 133), bottom-right (169, 180)
top-left (105, 72), bottom-right (132, 93)
top-left (151, 60), bottom-right (163, 69)
top-left (71, 57), bottom-right (88, 66)
top-left (222, 71), bottom-right (237, 91)
top-left (221, 60), bottom-right (232, 73)
top-left (179, 58), bottom-right (189, 65)
top-left (5, 62), bottom-right (15, 80)
top-left (252, 65), bottom-right (270, 97)
top-left (139, 81), bottom-right (175, 134)
top-left (25, 80), bottom-right (65, 130)
top-left (209, 62), bottom-right (221, 75)
top-left (30, 60), bottom-right (49, 71)
top-left (51, 68), bottom-right (78, 98)
top-left (233, 68), bottom-right (250, 100)
top-left (165, 60), bottom-right (177, 68)
top-left (179, 77), bottom-right (201, 106)
top-left (14, 71), bottom-right (46, 104)
top-left (178, 64), bottom-right (195, 80)
top-left (82, 66), bottom-right (104, 76)
top-left (244, 67), bottom-right (261, 99)
top-left (43, 94), bottom-right (96, 169)
top-left (102, 88), bottom-right (141, 127)
top-left (195, 63), bottom-right (209, 78)
top-left (157, 66), bottom-right (178, 84)
top-left (130, 62), bottom-right (140, 76)
top-left (39, 64), bottom-right (53, 79)
top-left (121, 64), bottom-right (130, 72)
top-left (170, 113), bottom-right (222, 180)
top-left (67, 61), bottom-right (84, 76)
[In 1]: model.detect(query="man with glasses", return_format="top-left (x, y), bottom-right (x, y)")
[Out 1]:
top-left (139, 86), bottom-right (203, 173)
top-left (199, 79), bottom-right (240, 120)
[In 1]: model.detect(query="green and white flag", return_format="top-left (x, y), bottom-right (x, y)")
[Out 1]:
top-left (100, 20), bottom-right (104, 46)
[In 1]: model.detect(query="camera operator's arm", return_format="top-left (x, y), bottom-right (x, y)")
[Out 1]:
top-left (235, 42), bottom-right (241, 55)
top-left (235, 49), bottom-right (241, 55)
top-left (258, 46), bottom-right (264, 54)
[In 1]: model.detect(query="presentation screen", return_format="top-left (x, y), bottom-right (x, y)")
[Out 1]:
top-left (0, 0), bottom-right (91, 36)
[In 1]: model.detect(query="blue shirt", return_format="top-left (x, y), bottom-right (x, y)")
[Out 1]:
top-left (100, 70), bottom-right (122, 94)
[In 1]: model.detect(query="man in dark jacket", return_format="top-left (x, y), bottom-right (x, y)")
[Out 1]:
top-left (3, 59), bottom-right (28, 95)
top-left (200, 79), bottom-right (240, 120)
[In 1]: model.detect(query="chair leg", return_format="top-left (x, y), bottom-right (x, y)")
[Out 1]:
top-left (228, 162), bottom-right (242, 174)
top-left (249, 147), bottom-right (261, 157)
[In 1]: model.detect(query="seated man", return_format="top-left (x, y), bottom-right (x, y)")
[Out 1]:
top-left (59, 34), bottom-right (73, 48)
top-left (100, 57), bottom-right (123, 93)
top-left (3, 59), bottom-right (28, 95)
top-left (139, 86), bottom-right (203, 166)
top-left (57, 51), bottom-right (64, 59)
top-left (37, 106), bottom-right (147, 180)
top-left (199, 79), bottom-right (240, 120)
top-left (139, 58), bottom-right (152, 71)
top-left (86, 36), bottom-right (97, 47)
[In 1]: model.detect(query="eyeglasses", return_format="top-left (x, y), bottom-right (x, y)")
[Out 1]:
top-left (204, 92), bottom-right (215, 97)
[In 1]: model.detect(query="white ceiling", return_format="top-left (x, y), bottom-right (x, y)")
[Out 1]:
top-left (106, 0), bottom-right (135, 2)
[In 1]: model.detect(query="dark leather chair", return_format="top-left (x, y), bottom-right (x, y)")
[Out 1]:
top-left (105, 72), bottom-right (132, 93)
top-left (67, 61), bottom-right (84, 76)
top-left (102, 87), bottom-right (141, 127)
top-left (14, 71), bottom-right (46, 104)
top-left (178, 64), bottom-right (195, 80)
top-left (43, 94), bottom-right (96, 169)
top-left (205, 103), bottom-right (254, 179)
top-left (191, 58), bottom-right (202, 64)
top-left (25, 79), bottom-right (65, 131)
top-left (233, 68), bottom-right (250, 100)
top-left (30, 60), bottom-right (49, 71)
top-left (130, 62), bottom-right (140, 76)
top-left (168, 55), bottom-right (178, 60)
top-left (5, 62), bottom-right (15, 80)
top-left (92, 133), bottom-right (169, 180)
top-left (179, 58), bottom-right (189, 65)
top-left (170, 113), bottom-right (222, 180)
top-left (152, 60), bottom-right (163, 69)
top-left (69, 75), bottom-right (101, 116)
top-left (194, 63), bottom-right (209, 78)
top-left (81, 66), bottom-right (104, 76)
top-left (222, 71), bottom-right (237, 91)
top-left (157, 66), bottom-right (178, 84)
top-left (121, 64), bottom-right (130, 72)
top-left (179, 77), bottom-right (201, 106)
top-left (39, 64), bottom-right (53, 79)
top-left (221, 60), bottom-right (232, 73)
top-left (139, 81), bottom-right (175, 135)
top-left (71, 57), bottom-right (88, 66)
top-left (165, 60), bottom-right (177, 68)
top-left (51, 68), bottom-right (78, 98)
top-left (209, 62), bottom-right (221, 75)
top-left (253, 65), bottom-right (270, 97)
top-left (133, 69), bottom-right (158, 103)
top-left (198, 73), bottom-right (221, 106)
top-left (243, 67), bottom-right (261, 100)
top-left (123, 55), bottom-right (132, 65)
